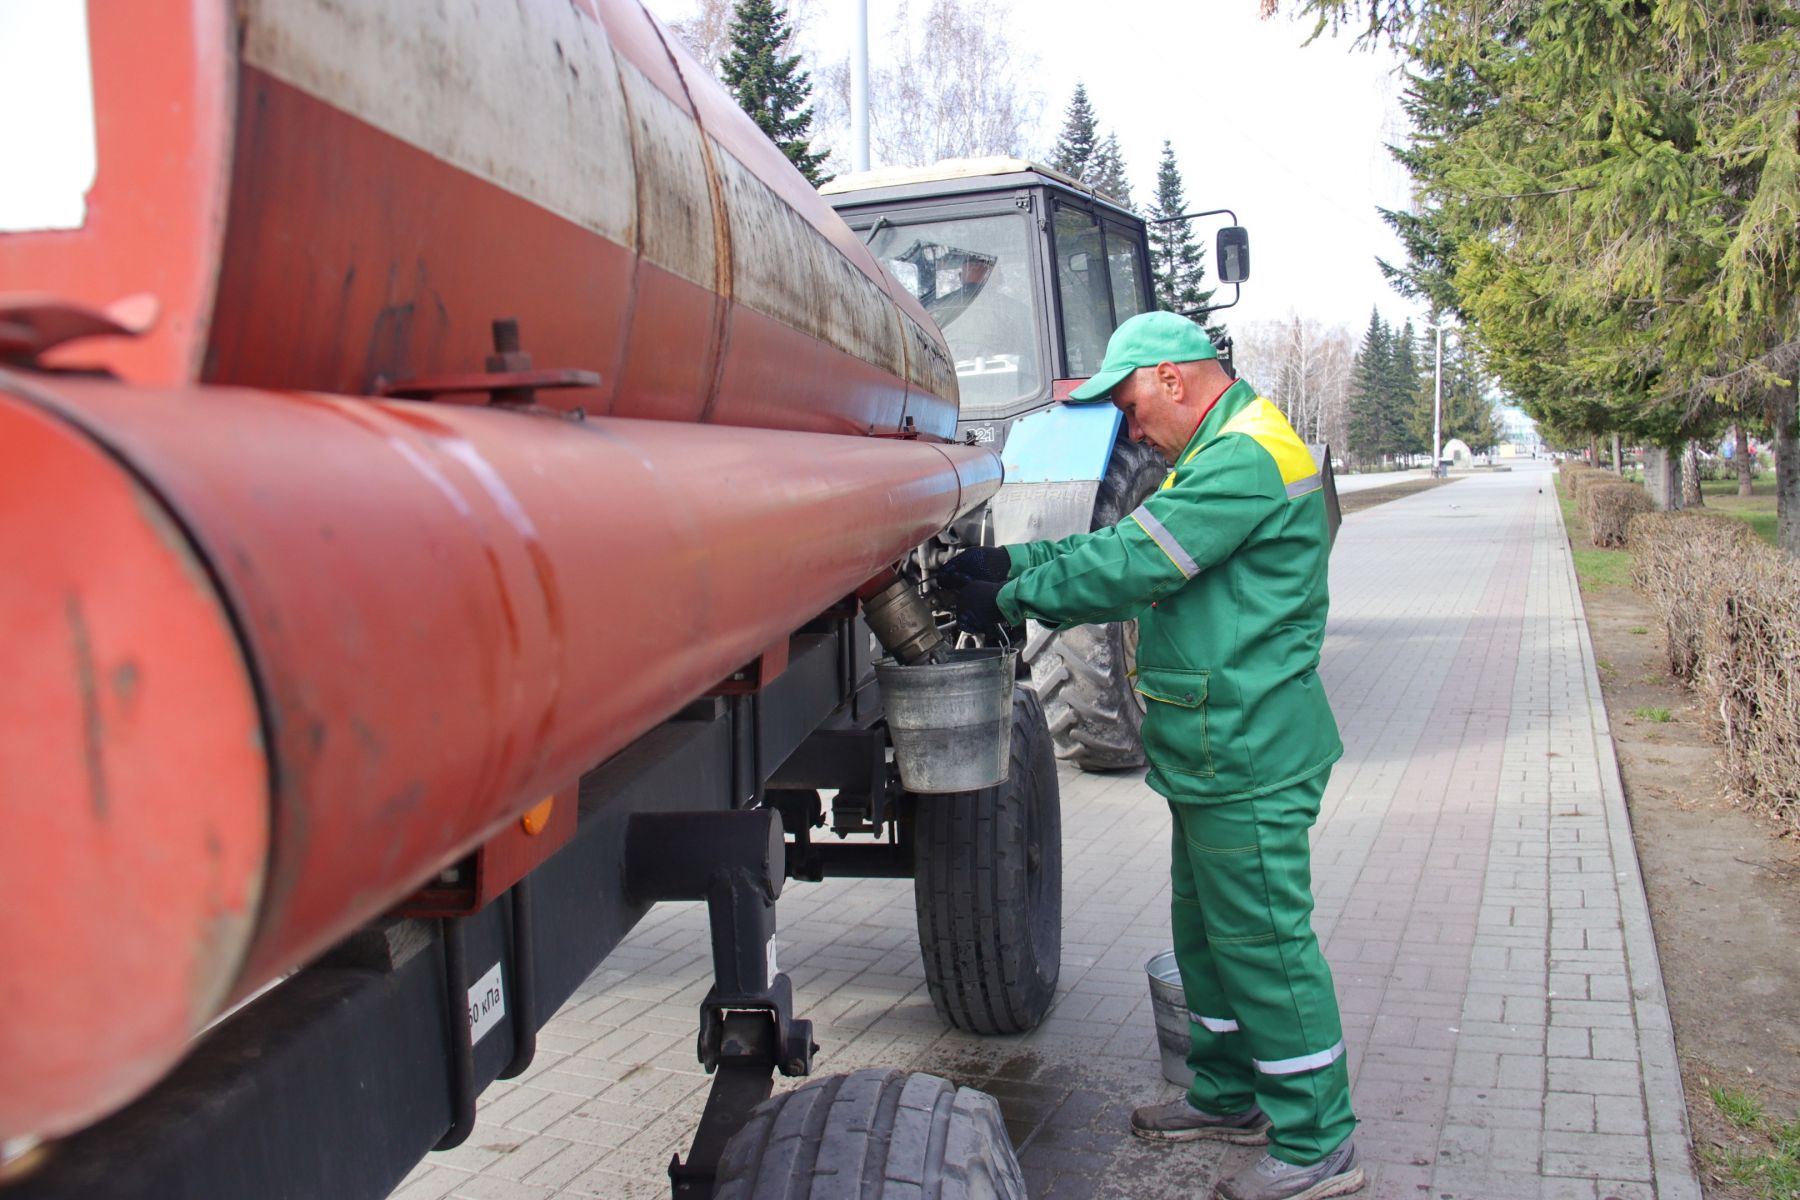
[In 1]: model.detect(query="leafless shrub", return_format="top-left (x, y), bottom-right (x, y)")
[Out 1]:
top-left (1627, 512), bottom-right (1756, 681)
top-left (1698, 548), bottom-right (1800, 833)
top-left (1629, 511), bottom-right (1800, 833)
top-left (1580, 481), bottom-right (1654, 548)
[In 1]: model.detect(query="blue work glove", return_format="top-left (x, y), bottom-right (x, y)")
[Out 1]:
top-left (939, 546), bottom-right (1011, 590)
top-left (953, 579), bottom-right (1008, 640)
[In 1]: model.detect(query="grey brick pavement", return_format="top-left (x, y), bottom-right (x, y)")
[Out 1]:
top-left (400, 459), bottom-right (1699, 1200)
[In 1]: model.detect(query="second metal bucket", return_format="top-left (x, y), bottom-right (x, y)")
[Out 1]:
top-left (1147, 949), bottom-right (1195, 1088)
top-left (875, 647), bottom-right (1016, 793)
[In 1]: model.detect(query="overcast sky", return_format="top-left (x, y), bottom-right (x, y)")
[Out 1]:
top-left (646, 0), bottom-right (1428, 335)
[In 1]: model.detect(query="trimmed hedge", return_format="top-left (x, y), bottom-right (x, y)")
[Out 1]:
top-left (1560, 462), bottom-right (1617, 501)
top-left (1627, 512), bottom-right (1757, 680)
top-left (1628, 511), bottom-right (1799, 833)
top-left (1580, 480), bottom-right (1654, 547)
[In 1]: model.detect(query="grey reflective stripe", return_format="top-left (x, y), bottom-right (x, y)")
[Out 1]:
top-left (1253, 1040), bottom-right (1345, 1076)
top-left (1189, 1011), bottom-right (1240, 1033)
top-left (1130, 505), bottom-right (1198, 578)
top-left (1285, 473), bottom-right (1323, 499)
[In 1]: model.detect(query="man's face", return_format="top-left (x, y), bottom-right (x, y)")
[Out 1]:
top-left (1111, 366), bottom-right (1194, 464)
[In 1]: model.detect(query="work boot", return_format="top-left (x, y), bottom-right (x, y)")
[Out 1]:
top-left (1130, 1098), bottom-right (1270, 1144)
top-left (1213, 1138), bottom-right (1363, 1200)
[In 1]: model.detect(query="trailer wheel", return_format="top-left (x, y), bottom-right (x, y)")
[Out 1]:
top-left (714, 1068), bottom-right (1027, 1200)
top-left (911, 686), bottom-right (1060, 1035)
top-left (1025, 436), bottom-right (1165, 771)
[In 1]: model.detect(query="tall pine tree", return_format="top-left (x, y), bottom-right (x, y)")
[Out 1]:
top-left (1346, 308), bottom-right (1391, 466)
top-left (1049, 83), bottom-right (1099, 182)
top-left (1146, 142), bottom-right (1222, 338)
top-left (1390, 320), bottom-right (1426, 457)
top-left (1090, 132), bottom-right (1132, 209)
top-left (721, 0), bottom-right (828, 185)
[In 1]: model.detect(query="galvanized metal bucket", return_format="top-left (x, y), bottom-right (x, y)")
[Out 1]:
top-left (1146, 949), bottom-right (1195, 1088)
top-left (875, 647), bottom-right (1016, 794)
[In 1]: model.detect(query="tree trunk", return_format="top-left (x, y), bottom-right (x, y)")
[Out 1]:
top-left (1587, 435), bottom-right (1600, 466)
top-left (1682, 440), bottom-right (1705, 508)
top-left (1611, 432), bottom-right (1623, 475)
top-left (1643, 446), bottom-right (1681, 510)
top-left (1776, 382), bottom-right (1799, 557)
top-left (1735, 422), bottom-right (1755, 496)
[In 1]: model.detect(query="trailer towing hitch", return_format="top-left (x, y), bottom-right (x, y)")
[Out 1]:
top-left (625, 810), bottom-right (816, 1198)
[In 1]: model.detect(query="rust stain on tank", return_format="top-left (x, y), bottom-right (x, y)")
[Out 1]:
top-left (111, 660), bottom-right (142, 707)
top-left (64, 594), bottom-right (109, 819)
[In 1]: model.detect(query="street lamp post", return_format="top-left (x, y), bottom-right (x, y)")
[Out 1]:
top-left (850, 0), bottom-right (870, 172)
top-left (1423, 320), bottom-right (1450, 477)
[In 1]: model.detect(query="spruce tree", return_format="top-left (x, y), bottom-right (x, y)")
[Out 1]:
top-left (721, 0), bottom-right (828, 185)
top-left (1090, 132), bottom-right (1132, 209)
top-left (1049, 84), bottom-right (1100, 182)
top-left (1347, 309), bottom-right (1392, 466)
top-left (1393, 319), bottom-right (1427, 457)
top-left (1146, 142), bottom-right (1219, 329)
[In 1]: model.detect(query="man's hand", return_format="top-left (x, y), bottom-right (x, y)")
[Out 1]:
top-left (938, 546), bottom-right (1011, 590)
top-left (952, 579), bottom-right (1007, 640)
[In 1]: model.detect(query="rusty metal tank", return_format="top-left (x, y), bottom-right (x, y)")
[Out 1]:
top-left (0, 0), bottom-right (997, 1147)
top-left (0, 0), bottom-right (956, 438)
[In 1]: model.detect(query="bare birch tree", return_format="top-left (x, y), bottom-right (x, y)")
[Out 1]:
top-left (1233, 314), bottom-right (1356, 451)
top-left (814, 0), bottom-right (1041, 170)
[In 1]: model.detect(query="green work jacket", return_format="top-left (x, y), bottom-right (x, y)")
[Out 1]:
top-left (997, 380), bottom-right (1342, 803)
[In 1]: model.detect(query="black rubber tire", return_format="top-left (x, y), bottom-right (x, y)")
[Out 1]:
top-left (1024, 436), bottom-right (1166, 772)
top-left (714, 1068), bottom-right (1027, 1200)
top-left (911, 686), bottom-right (1061, 1035)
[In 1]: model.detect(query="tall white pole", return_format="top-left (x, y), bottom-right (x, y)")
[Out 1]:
top-left (851, 0), bottom-right (870, 172)
top-left (1432, 325), bottom-right (1444, 477)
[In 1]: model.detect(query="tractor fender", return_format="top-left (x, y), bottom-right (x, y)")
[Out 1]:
top-left (987, 403), bottom-right (1124, 545)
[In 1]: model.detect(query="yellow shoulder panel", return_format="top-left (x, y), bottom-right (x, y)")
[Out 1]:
top-left (1217, 398), bottom-right (1321, 497)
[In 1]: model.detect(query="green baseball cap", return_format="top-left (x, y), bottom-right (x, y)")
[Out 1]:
top-left (1067, 311), bottom-right (1218, 402)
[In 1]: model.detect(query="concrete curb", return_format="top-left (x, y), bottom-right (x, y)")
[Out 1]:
top-left (1551, 495), bottom-right (1703, 1200)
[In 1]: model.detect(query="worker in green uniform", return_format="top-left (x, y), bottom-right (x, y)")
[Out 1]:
top-left (941, 312), bottom-right (1361, 1200)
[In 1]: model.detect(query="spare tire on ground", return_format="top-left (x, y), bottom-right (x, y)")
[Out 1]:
top-left (713, 1068), bottom-right (1027, 1200)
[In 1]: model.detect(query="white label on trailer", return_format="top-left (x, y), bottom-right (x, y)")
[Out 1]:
top-left (468, 961), bottom-right (507, 1046)
top-left (0, 1), bottom-right (98, 231)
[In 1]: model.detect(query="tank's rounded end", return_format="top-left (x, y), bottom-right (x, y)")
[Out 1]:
top-left (0, 389), bottom-right (269, 1142)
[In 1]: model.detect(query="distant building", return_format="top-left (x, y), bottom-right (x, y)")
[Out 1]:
top-left (1496, 406), bottom-right (1543, 457)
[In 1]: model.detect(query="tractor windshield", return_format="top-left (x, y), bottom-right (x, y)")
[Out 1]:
top-left (868, 214), bottom-right (1046, 413)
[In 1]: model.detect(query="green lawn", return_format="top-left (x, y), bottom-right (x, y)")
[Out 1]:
top-left (1704, 1085), bottom-right (1800, 1200)
top-left (1555, 476), bottom-right (1634, 591)
top-left (1698, 477), bottom-right (1780, 547)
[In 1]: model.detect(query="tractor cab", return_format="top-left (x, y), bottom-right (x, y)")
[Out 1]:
top-left (823, 157), bottom-right (1158, 448)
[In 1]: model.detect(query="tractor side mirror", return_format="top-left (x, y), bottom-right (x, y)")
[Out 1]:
top-left (1217, 227), bottom-right (1250, 284)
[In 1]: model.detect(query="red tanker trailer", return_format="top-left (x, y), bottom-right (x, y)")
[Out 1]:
top-left (0, 3), bottom-right (1057, 1196)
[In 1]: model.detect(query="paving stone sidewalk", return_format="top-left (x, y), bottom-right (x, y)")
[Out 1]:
top-left (401, 458), bottom-right (1699, 1200)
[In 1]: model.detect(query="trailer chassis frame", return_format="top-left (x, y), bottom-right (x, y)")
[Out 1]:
top-left (13, 618), bottom-right (897, 1200)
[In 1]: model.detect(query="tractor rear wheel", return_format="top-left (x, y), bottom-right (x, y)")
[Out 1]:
top-left (1025, 437), bottom-right (1164, 771)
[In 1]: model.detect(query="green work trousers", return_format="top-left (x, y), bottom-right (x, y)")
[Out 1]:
top-left (1168, 772), bottom-right (1357, 1164)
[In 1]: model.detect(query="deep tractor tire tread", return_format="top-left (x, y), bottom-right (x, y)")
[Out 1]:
top-left (913, 687), bottom-right (1061, 1035)
top-left (713, 1068), bottom-right (1028, 1200)
top-left (1025, 437), bottom-right (1167, 771)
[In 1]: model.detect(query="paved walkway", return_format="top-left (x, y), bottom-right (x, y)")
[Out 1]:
top-left (400, 459), bottom-right (1699, 1200)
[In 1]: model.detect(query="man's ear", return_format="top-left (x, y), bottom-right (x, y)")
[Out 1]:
top-left (1156, 361), bottom-right (1183, 400)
